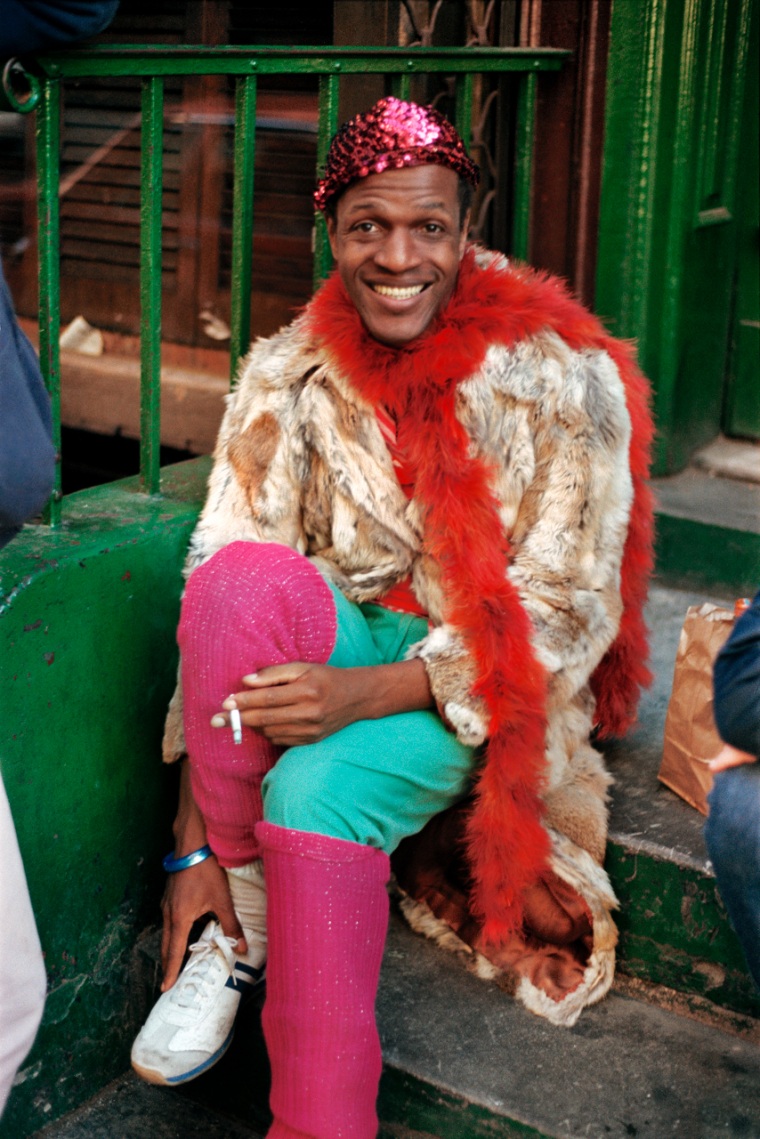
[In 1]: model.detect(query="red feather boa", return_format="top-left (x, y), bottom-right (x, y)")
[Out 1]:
top-left (306, 248), bottom-right (654, 943)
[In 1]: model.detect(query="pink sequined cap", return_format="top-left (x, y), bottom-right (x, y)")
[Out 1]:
top-left (314, 96), bottom-right (480, 212)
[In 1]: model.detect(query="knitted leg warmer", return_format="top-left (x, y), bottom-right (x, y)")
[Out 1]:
top-left (256, 821), bottom-right (390, 1139)
top-left (178, 541), bottom-right (338, 866)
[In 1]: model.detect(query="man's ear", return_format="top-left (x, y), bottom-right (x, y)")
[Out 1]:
top-left (325, 213), bottom-right (339, 259)
top-left (458, 211), bottom-right (471, 258)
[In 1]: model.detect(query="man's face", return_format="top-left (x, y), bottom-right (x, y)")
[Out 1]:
top-left (326, 165), bottom-right (468, 348)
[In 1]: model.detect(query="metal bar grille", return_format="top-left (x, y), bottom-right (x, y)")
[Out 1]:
top-left (314, 73), bottom-right (341, 287)
top-left (512, 70), bottom-right (537, 260)
top-left (35, 78), bottom-right (62, 525)
top-left (139, 76), bottom-right (164, 494)
top-left (390, 71), bottom-right (413, 100)
top-left (454, 72), bottom-right (474, 149)
top-left (229, 75), bottom-right (257, 384)
top-left (33, 46), bottom-right (567, 78)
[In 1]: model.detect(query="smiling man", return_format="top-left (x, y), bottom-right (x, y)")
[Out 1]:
top-left (131, 98), bottom-right (654, 1139)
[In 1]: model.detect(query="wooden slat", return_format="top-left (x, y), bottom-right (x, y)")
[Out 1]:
top-left (60, 164), bottom-right (181, 191)
top-left (60, 184), bottom-right (179, 208)
top-left (60, 145), bottom-right (183, 171)
top-left (62, 238), bottom-right (178, 265)
top-left (61, 202), bottom-right (179, 230)
top-left (60, 258), bottom-right (176, 285)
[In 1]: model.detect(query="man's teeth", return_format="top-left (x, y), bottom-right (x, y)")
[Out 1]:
top-left (372, 284), bottom-right (425, 299)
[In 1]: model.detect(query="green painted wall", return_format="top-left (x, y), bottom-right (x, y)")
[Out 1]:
top-left (0, 459), bottom-right (208, 1138)
top-left (724, 0), bottom-right (760, 440)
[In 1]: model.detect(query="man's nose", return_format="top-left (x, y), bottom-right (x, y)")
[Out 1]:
top-left (374, 228), bottom-right (420, 273)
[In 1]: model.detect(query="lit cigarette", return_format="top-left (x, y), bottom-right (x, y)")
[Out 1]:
top-left (229, 706), bottom-right (243, 745)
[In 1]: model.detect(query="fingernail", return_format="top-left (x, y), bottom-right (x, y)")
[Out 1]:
top-left (222, 694), bottom-right (237, 710)
top-left (210, 714), bottom-right (226, 728)
top-left (242, 673), bottom-right (258, 683)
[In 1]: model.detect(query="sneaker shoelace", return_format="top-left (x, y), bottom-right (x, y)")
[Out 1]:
top-left (171, 924), bottom-right (239, 1013)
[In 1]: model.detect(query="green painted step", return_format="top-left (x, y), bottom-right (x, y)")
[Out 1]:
top-left (653, 466), bottom-right (760, 597)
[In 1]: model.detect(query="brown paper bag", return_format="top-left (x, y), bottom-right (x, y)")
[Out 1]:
top-left (658, 602), bottom-right (735, 814)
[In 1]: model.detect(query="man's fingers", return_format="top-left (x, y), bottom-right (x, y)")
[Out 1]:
top-left (217, 903), bottom-right (248, 955)
top-left (243, 663), bottom-right (309, 686)
top-left (708, 744), bottom-right (757, 773)
top-left (161, 920), bottom-right (190, 992)
top-left (220, 680), bottom-right (308, 717)
top-left (216, 676), bottom-right (322, 728)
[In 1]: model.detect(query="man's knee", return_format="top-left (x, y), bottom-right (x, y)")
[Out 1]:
top-left (178, 541), bottom-right (336, 662)
top-left (182, 542), bottom-right (297, 618)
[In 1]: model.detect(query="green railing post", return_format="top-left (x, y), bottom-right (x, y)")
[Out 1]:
top-left (314, 72), bottom-right (341, 287)
top-left (229, 74), bottom-right (257, 385)
top-left (512, 69), bottom-right (538, 260)
top-left (390, 69), bottom-right (413, 100)
top-left (139, 76), bottom-right (164, 495)
top-left (35, 77), bottom-right (62, 525)
top-left (454, 72), bottom-right (474, 150)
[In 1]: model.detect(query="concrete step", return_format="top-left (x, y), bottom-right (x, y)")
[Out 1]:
top-left (35, 910), bottom-right (760, 1139)
top-left (376, 910), bottom-right (760, 1139)
top-left (30, 1074), bottom-right (263, 1138)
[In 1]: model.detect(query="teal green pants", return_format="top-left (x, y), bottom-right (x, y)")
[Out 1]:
top-left (262, 584), bottom-right (475, 854)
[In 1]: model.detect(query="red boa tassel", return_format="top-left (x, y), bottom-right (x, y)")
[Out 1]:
top-left (306, 249), bottom-right (653, 942)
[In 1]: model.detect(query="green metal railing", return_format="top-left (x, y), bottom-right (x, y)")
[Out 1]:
top-left (3, 45), bottom-right (567, 524)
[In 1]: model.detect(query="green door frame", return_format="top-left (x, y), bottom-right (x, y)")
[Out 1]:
top-left (596, 0), bottom-right (755, 475)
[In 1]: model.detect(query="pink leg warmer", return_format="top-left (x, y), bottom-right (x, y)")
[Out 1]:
top-left (178, 542), bottom-right (337, 866)
top-left (256, 821), bottom-right (390, 1139)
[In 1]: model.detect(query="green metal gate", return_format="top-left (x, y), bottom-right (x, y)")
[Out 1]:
top-left (3, 44), bottom-right (567, 518)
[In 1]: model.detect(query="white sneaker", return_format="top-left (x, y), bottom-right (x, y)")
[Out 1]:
top-left (131, 920), bottom-right (265, 1085)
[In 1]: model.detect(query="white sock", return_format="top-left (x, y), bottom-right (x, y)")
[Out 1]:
top-left (226, 859), bottom-right (267, 967)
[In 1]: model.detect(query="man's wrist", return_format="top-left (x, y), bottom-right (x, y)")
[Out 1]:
top-left (163, 845), bottom-right (213, 873)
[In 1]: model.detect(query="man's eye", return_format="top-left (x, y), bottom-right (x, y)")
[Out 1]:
top-left (353, 222), bottom-right (376, 233)
top-left (423, 223), bottom-right (444, 234)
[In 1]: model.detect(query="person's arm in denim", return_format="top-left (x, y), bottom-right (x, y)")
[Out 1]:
top-left (0, 260), bottom-right (55, 548)
top-left (710, 591), bottom-right (760, 769)
top-left (0, 0), bottom-right (119, 57)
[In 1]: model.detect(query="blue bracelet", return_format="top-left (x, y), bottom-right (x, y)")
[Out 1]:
top-left (162, 844), bottom-right (213, 873)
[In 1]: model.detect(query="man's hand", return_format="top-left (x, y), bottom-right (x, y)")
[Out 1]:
top-left (709, 743), bottom-right (758, 773)
top-left (160, 758), bottom-right (246, 991)
top-left (160, 855), bottom-right (246, 991)
top-left (211, 659), bottom-right (433, 748)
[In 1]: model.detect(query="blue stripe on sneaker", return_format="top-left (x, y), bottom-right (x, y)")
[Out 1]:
top-left (225, 962), bottom-right (266, 992)
top-left (165, 1026), bottom-right (235, 1084)
top-left (235, 962), bottom-right (264, 979)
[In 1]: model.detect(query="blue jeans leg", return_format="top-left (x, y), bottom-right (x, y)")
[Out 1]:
top-left (705, 763), bottom-right (760, 989)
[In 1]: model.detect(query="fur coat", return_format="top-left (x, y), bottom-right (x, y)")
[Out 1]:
top-left (163, 246), bottom-right (654, 1026)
